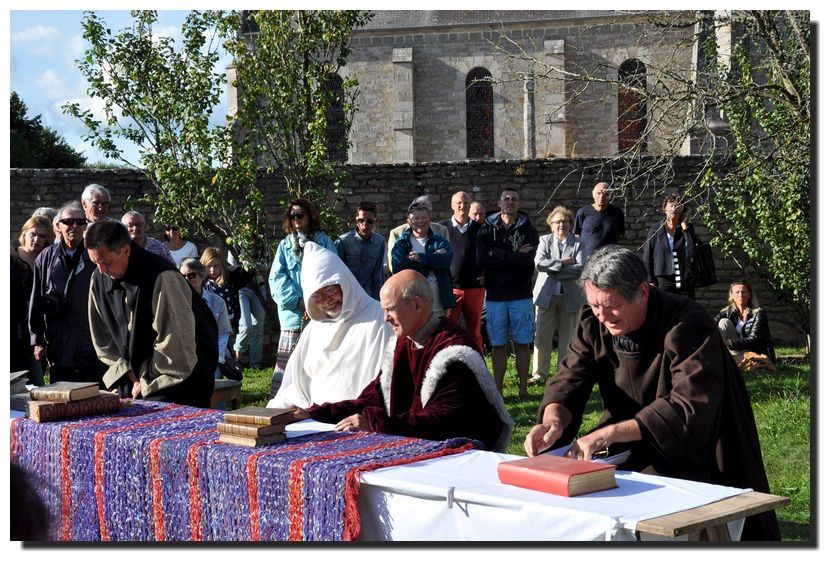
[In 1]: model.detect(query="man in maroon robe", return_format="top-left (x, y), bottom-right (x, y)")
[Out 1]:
top-left (297, 270), bottom-right (513, 452)
top-left (524, 245), bottom-right (780, 541)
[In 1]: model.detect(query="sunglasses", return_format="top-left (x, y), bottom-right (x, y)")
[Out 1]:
top-left (165, 226), bottom-right (179, 231)
top-left (357, 218), bottom-right (375, 225)
top-left (59, 218), bottom-right (88, 227)
top-left (289, 212), bottom-right (306, 220)
top-left (181, 272), bottom-right (198, 280)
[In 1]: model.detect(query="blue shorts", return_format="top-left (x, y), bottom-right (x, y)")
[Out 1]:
top-left (485, 298), bottom-right (535, 346)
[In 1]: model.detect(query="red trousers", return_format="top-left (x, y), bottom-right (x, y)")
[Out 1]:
top-left (448, 287), bottom-right (485, 352)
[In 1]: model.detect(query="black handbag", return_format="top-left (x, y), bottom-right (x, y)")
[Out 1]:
top-left (692, 242), bottom-right (717, 288)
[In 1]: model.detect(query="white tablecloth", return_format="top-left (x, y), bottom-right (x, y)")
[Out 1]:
top-left (356, 449), bottom-right (748, 541)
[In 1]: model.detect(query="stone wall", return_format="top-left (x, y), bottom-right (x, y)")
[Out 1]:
top-left (10, 158), bottom-right (805, 364)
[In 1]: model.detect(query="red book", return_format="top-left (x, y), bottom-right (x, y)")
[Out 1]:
top-left (497, 454), bottom-right (618, 497)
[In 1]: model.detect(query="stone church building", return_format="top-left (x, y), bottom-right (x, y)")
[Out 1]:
top-left (291, 10), bottom-right (708, 164)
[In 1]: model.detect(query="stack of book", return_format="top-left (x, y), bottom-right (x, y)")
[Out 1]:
top-left (27, 381), bottom-right (121, 423)
top-left (217, 406), bottom-right (296, 447)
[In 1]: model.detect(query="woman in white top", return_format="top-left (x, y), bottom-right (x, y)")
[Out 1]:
top-left (164, 225), bottom-right (198, 266)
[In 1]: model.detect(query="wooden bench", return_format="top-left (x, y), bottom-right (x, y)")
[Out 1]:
top-left (211, 379), bottom-right (242, 410)
top-left (635, 491), bottom-right (790, 541)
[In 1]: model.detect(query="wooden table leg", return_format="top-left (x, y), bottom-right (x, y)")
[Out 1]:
top-left (690, 523), bottom-right (732, 541)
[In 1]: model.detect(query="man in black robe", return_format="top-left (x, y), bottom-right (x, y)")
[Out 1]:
top-left (525, 245), bottom-right (780, 541)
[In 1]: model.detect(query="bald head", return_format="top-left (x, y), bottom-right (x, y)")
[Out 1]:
top-left (451, 191), bottom-right (471, 223)
top-left (380, 270), bottom-right (434, 338)
top-left (592, 182), bottom-right (611, 210)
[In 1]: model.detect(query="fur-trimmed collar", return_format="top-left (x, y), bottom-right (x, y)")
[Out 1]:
top-left (376, 340), bottom-right (514, 452)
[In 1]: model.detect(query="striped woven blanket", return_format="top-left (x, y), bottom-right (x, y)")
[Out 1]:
top-left (10, 401), bottom-right (477, 541)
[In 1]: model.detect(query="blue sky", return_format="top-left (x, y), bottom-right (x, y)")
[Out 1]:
top-left (8, 9), bottom-right (231, 165)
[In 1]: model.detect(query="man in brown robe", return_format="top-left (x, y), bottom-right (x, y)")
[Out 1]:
top-left (524, 245), bottom-right (780, 541)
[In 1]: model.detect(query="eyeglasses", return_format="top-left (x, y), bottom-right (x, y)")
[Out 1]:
top-left (89, 200), bottom-right (109, 208)
top-left (59, 218), bottom-right (88, 227)
top-left (309, 284), bottom-right (340, 302)
top-left (181, 272), bottom-right (198, 280)
top-left (357, 218), bottom-right (375, 224)
top-left (289, 212), bottom-right (306, 220)
top-left (551, 220), bottom-right (570, 225)
top-left (125, 222), bottom-right (144, 228)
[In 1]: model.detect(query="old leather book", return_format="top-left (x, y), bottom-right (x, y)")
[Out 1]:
top-left (26, 392), bottom-right (121, 423)
top-left (497, 454), bottom-right (617, 497)
top-left (218, 432), bottom-right (287, 447)
top-left (216, 421), bottom-right (287, 437)
top-left (223, 406), bottom-right (295, 426)
top-left (30, 381), bottom-right (100, 402)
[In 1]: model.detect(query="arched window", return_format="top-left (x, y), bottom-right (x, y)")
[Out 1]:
top-left (324, 73), bottom-right (347, 163)
top-left (466, 67), bottom-right (494, 159)
top-left (618, 59), bottom-right (647, 152)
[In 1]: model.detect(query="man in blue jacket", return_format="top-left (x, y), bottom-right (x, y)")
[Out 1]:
top-left (476, 189), bottom-right (539, 399)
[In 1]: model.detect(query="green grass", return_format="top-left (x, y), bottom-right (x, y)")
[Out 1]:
top-left (239, 347), bottom-right (812, 541)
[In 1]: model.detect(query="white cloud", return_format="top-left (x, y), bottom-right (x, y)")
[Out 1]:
top-left (35, 70), bottom-right (65, 93)
top-left (12, 25), bottom-right (62, 55)
top-left (67, 36), bottom-right (87, 59)
top-left (12, 24), bottom-right (60, 43)
top-left (153, 24), bottom-right (181, 43)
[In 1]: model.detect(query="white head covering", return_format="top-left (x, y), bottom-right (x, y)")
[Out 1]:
top-left (268, 242), bottom-right (395, 408)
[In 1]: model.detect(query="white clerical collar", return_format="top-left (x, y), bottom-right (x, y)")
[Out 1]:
top-left (407, 315), bottom-right (441, 349)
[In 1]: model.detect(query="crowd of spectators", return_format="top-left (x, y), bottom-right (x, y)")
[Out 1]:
top-left (11, 181), bottom-right (776, 404)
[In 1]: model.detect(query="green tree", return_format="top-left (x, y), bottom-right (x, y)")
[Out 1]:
top-left (11, 91), bottom-right (86, 168)
top-left (227, 9), bottom-right (372, 233)
top-left (63, 11), bottom-right (265, 264)
top-left (698, 11), bottom-right (810, 329)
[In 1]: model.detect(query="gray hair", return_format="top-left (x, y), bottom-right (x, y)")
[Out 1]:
top-left (32, 207), bottom-right (57, 221)
top-left (399, 272), bottom-right (434, 306)
top-left (122, 210), bottom-right (145, 223)
top-left (57, 201), bottom-right (84, 220)
top-left (180, 257), bottom-right (207, 282)
top-left (82, 183), bottom-right (111, 202)
top-left (580, 245), bottom-right (647, 302)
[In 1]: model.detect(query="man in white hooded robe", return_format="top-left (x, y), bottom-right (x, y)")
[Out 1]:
top-left (267, 241), bottom-right (395, 409)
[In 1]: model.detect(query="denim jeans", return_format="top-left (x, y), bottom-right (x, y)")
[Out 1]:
top-left (233, 287), bottom-right (265, 366)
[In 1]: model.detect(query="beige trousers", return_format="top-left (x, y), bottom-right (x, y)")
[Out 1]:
top-left (532, 295), bottom-right (579, 377)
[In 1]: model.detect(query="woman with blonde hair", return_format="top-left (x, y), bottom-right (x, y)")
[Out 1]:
top-left (11, 214), bottom-right (55, 382)
top-left (715, 279), bottom-right (775, 365)
top-left (200, 247), bottom-right (240, 337)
